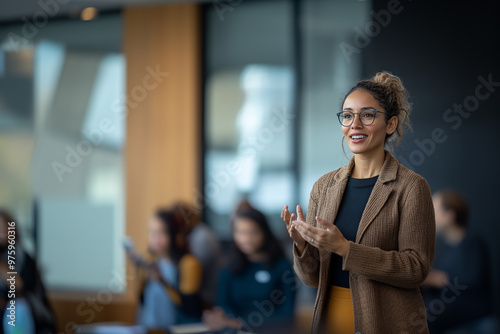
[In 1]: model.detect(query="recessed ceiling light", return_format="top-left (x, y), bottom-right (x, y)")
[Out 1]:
top-left (81, 7), bottom-right (98, 21)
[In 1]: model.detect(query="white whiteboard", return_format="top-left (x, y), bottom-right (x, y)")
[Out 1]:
top-left (39, 197), bottom-right (123, 291)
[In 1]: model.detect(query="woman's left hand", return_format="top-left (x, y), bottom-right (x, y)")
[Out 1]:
top-left (292, 216), bottom-right (350, 257)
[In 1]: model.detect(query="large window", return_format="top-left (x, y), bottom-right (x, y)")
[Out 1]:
top-left (203, 0), bottom-right (370, 238)
top-left (203, 0), bottom-right (370, 305)
top-left (299, 0), bottom-right (370, 205)
top-left (0, 12), bottom-right (126, 292)
top-left (203, 0), bottom-right (295, 240)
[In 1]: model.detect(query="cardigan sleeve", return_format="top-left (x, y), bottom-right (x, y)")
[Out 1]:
top-left (293, 181), bottom-right (321, 288)
top-left (342, 177), bottom-right (436, 289)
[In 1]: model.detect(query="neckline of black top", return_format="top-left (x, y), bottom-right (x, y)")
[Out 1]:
top-left (348, 174), bottom-right (379, 188)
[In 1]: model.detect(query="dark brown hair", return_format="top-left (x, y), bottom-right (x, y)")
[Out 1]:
top-left (170, 202), bottom-right (202, 234)
top-left (0, 210), bottom-right (20, 246)
top-left (154, 209), bottom-right (188, 264)
top-left (434, 190), bottom-right (470, 228)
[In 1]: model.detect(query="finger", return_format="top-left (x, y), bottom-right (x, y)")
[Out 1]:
top-left (280, 206), bottom-right (287, 220)
top-left (296, 205), bottom-right (305, 221)
top-left (290, 228), bottom-right (304, 242)
top-left (292, 224), bottom-right (309, 241)
top-left (315, 216), bottom-right (334, 231)
top-left (293, 221), bottom-right (318, 240)
top-left (284, 207), bottom-right (291, 223)
top-left (289, 213), bottom-right (295, 228)
top-left (297, 228), bottom-right (319, 248)
top-left (287, 214), bottom-right (296, 234)
top-left (292, 219), bottom-right (319, 234)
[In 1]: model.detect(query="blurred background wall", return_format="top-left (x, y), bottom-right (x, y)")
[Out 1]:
top-left (0, 0), bottom-right (498, 331)
top-left (363, 0), bottom-right (500, 316)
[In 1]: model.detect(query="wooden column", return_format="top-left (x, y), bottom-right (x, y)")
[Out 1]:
top-left (124, 2), bottom-right (202, 299)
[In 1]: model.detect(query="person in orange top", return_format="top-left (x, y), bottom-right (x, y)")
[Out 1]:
top-left (127, 209), bottom-right (203, 331)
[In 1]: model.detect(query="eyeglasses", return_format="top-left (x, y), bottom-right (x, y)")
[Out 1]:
top-left (336, 109), bottom-right (386, 127)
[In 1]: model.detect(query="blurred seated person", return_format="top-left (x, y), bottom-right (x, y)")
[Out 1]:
top-left (171, 202), bottom-right (222, 307)
top-left (0, 210), bottom-right (56, 334)
top-left (421, 190), bottom-right (498, 334)
top-left (127, 209), bottom-right (203, 331)
top-left (203, 201), bottom-right (296, 333)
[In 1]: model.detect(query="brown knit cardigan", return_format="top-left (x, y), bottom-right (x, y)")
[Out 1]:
top-left (293, 150), bottom-right (435, 334)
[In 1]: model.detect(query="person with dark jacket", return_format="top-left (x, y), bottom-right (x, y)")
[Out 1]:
top-left (203, 201), bottom-right (296, 333)
top-left (0, 210), bottom-right (57, 334)
top-left (421, 190), bottom-right (498, 333)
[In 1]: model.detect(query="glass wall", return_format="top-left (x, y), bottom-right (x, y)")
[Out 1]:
top-left (203, 0), bottom-right (371, 237)
top-left (203, 0), bottom-right (295, 240)
top-left (299, 0), bottom-right (370, 206)
top-left (0, 13), bottom-right (126, 291)
top-left (203, 0), bottom-right (371, 305)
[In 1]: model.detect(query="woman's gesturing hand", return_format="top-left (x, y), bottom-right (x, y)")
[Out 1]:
top-left (292, 216), bottom-right (350, 257)
top-left (281, 205), bottom-right (306, 251)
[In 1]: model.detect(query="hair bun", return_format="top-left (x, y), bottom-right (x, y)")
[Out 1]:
top-left (373, 72), bottom-right (405, 93)
top-left (374, 71), bottom-right (412, 140)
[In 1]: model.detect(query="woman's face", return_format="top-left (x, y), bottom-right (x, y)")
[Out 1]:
top-left (341, 90), bottom-right (397, 155)
top-left (148, 216), bottom-right (170, 255)
top-left (233, 217), bottom-right (265, 256)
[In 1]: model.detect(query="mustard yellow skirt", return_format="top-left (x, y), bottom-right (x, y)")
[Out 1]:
top-left (325, 285), bottom-right (355, 334)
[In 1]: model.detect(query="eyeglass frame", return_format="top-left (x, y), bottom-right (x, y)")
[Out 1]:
top-left (336, 109), bottom-right (387, 127)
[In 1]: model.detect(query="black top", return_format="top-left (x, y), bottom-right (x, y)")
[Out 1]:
top-left (330, 175), bottom-right (378, 288)
top-left (216, 258), bottom-right (296, 330)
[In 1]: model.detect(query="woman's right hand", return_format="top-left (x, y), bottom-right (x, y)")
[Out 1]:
top-left (281, 205), bottom-right (306, 251)
top-left (423, 269), bottom-right (449, 288)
